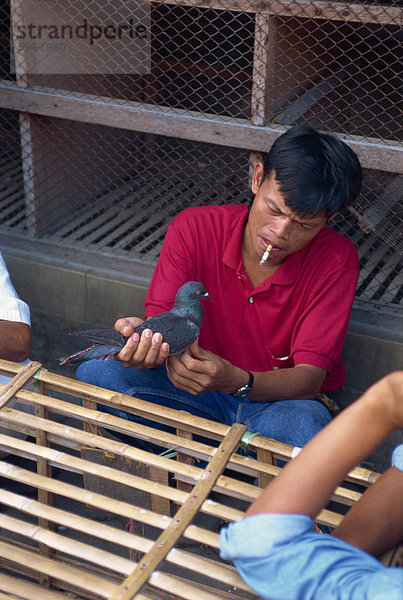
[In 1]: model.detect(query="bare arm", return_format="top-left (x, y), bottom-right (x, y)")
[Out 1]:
top-left (0, 320), bottom-right (32, 362)
top-left (166, 340), bottom-right (326, 400)
top-left (245, 371), bottom-right (403, 519)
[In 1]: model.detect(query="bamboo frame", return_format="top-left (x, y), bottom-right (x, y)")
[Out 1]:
top-left (0, 360), bottom-right (382, 599)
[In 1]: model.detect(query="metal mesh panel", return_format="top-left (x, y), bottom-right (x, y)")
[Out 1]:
top-left (0, 110), bottom-right (251, 261)
top-left (0, 1), bottom-right (402, 312)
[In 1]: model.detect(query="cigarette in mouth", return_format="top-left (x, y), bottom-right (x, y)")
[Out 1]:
top-left (260, 243), bottom-right (273, 266)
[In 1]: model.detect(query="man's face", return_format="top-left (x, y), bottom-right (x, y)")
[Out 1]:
top-left (245, 164), bottom-right (328, 267)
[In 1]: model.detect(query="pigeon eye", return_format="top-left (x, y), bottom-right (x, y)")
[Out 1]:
top-left (196, 290), bottom-right (201, 294)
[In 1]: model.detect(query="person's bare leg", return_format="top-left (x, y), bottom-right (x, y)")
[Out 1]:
top-left (332, 466), bottom-right (403, 557)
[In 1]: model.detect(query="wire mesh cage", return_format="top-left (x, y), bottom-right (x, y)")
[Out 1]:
top-left (0, 0), bottom-right (401, 312)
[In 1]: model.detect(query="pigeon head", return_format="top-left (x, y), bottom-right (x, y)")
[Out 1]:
top-left (173, 281), bottom-right (210, 324)
top-left (174, 281), bottom-right (210, 304)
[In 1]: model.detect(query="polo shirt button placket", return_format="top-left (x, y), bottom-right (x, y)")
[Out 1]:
top-left (248, 297), bottom-right (254, 304)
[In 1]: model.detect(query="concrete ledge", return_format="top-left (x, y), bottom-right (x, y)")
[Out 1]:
top-left (343, 330), bottom-right (403, 394)
top-left (2, 239), bottom-right (150, 326)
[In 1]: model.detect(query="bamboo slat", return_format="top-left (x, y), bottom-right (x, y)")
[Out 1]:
top-left (0, 540), bottom-right (118, 598)
top-left (0, 513), bottom-right (135, 576)
top-left (0, 571), bottom-right (68, 600)
top-left (0, 360), bottom-right (41, 409)
top-left (0, 359), bottom-right (383, 599)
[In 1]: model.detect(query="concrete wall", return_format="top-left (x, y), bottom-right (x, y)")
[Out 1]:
top-left (3, 241), bottom-right (402, 471)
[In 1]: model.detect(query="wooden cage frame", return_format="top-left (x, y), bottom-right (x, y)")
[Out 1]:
top-left (0, 359), bottom-right (382, 600)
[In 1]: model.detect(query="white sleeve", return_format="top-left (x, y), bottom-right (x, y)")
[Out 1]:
top-left (392, 445), bottom-right (403, 471)
top-left (0, 252), bottom-right (31, 325)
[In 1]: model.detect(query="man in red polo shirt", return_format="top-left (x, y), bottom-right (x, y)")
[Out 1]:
top-left (77, 125), bottom-right (362, 448)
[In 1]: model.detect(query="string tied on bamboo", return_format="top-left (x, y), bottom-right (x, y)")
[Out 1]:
top-left (159, 445), bottom-right (179, 459)
top-left (33, 367), bottom-right (42, 381)
top-left (86, 419), bottom-right (115, 459)
top-left (240, 430), bottom-right (259, 450)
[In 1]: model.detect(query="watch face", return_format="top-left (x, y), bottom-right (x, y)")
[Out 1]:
top-left (236, 385), bottom-right (251, 397)
top-left (235, 371), bottom-right (254, 397)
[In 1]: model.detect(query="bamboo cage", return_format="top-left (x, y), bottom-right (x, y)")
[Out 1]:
top-left (0, 359), bottom-right (382, 600)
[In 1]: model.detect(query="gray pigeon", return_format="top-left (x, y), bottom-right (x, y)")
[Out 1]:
top-left (59, 281), bottom-right (210, 365)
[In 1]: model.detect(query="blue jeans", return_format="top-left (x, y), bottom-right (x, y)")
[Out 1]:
top-left (76, 359), bottom-right (331, 450)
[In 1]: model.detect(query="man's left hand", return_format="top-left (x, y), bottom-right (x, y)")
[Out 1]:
top-left (166, 340), bottom-right (244, 395)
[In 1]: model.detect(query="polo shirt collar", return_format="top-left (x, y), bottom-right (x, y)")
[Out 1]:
top-left (222, 206), bottom-right (303, 286)
top-left (222, 207), bottom-right (248, 271)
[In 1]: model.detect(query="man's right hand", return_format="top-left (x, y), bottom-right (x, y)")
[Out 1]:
top-left (113, 317), bottom-right (170, 369)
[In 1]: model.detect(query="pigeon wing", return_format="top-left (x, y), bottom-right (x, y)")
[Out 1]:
top-left (69, 329), bottom-right (128, 348)
top-left (135, 313), bottom-right (200, 355)
top-left (58, 329), bottom-right (128, 365)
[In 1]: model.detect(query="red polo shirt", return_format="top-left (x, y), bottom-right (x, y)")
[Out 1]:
top-left (144, 205), bottom-right (359, 392)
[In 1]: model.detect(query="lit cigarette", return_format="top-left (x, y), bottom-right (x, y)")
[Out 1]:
top-left (260, 243), bottom-right (273, 266)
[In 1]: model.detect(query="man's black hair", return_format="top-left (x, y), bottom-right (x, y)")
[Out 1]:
top-left (262, 125), bottom-right (362, 219)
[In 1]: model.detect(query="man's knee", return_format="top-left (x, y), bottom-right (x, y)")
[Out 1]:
top-left (76, 360), bottom-right (99, 385)
top-left (286, 400), bottom-right (331, 445)
top-left (247, 399), bottom-right (331, 447)
top-left (76, 358), bottom-right (121, 389)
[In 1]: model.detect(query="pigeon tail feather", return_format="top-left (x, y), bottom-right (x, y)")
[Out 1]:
top-left (59, 344), bottom-right (122, 365)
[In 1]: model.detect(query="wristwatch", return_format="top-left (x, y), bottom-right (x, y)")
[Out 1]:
top-left (234, 370), bottom-right (254, 398)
